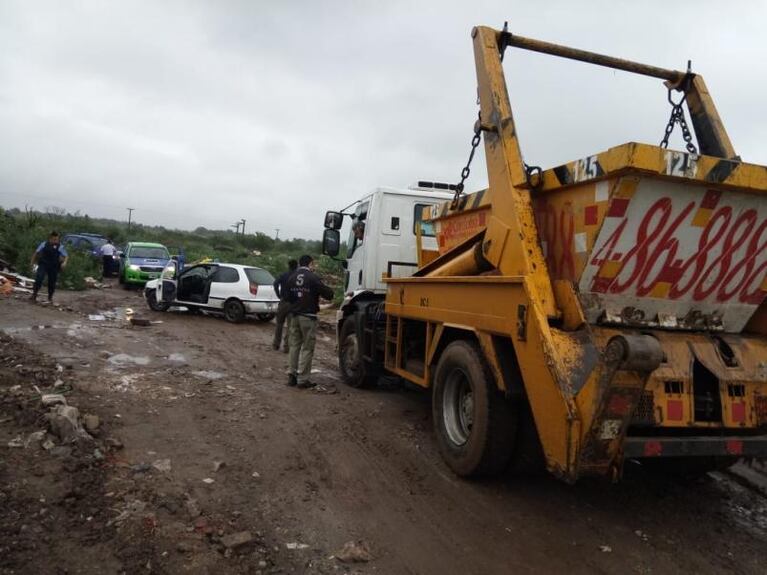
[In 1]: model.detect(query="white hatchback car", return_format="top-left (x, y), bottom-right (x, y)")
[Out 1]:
top-left (144, 262), bottom-right (280, 323)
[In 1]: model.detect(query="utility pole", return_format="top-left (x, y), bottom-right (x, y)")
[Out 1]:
top-left (240, 219), bottom-right (246, 236)
top-left (127, 208), bottom-right (134, 234)
top-left (231, 222), bottom-right (241, 234)
top-left (274, 228), bottom-right (280, 240)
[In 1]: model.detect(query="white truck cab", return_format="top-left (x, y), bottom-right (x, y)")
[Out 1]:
top-left (330, 185), bottom-right (454, 296)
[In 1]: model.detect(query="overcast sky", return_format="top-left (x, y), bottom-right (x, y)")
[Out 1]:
top-left (1, 1), bottom-right (765, 239)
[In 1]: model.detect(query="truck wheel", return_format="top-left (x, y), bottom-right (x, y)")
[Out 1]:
top-left (433, 340), bottom-right (517, 477)
top-left (146, 289), bottom-right (169, 312)
top-left (339, 317), bottom-right (374, 388)
top-left (224, 299), bottom-right (245, 323)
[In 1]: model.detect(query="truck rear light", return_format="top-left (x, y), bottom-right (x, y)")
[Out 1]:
top-left (756, 395), bottom-right (767, 426)
top-left (666, 400), bottom-right (683, 421)
top-left (731, 402), bottom-right (746, 423)
top-left (250, 283), bottom-right (259, 296)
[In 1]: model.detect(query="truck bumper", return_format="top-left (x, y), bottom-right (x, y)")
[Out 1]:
top-left (624, 435), bottom-right (767, 458)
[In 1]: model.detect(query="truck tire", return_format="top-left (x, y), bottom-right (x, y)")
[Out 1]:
top-left (338, 317), bottom-right (374, 388)
top-left (433, 340), bottom-right (517, 477)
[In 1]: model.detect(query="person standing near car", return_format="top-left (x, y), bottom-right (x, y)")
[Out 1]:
top-left (272, 259), bottom-right (298, 352)
top-left (100, 238), bottom-right (116, 277)
top-left (286, 255), bottom-right (334, 388)
top-left (30, 231), bottom-right (68, 303)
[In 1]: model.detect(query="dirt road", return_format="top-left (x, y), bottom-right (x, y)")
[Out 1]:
top-left (2, 285), bottom-right (766, 574)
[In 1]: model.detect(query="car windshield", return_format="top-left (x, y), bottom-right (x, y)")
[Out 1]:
top-left (245, 268), bottom-right (274, 285)
top-left (129, 246), bottom-right (169, 259)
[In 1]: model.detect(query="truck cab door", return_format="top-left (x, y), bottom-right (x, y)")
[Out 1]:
top-left (345, 200), bottom-right (369, 292)
top-left (157, 261), bottom-right (177, 303)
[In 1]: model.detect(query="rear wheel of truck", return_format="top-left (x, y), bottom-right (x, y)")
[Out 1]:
top-left (433, 340), bottom-right (517, 477)
top-left (338, 317), bottom-right (374, 388)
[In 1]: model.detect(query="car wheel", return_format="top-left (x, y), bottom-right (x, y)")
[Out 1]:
top-left (432, 340), bottom-right (517, 477)
top-left (338, 317), bottom-right (375, 388)
top-left (146, 289), bottom-right (169, 312)
top-left (224, 299), bottom-right (246, 323)
top-left (255, 313), bottom-right (275, 322)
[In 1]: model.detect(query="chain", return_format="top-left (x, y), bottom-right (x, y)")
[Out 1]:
top-left (452, 111), bottom-right (482, 208)
top-left (659, 84), bottom-right (697, 154)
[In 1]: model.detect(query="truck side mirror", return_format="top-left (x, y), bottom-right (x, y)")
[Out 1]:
top-left (322, 229), bottom-right (341, 257)
top-left (324, 211), bottom-right (344, 230)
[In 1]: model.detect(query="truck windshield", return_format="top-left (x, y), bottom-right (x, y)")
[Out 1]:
top-left (346, 201), bottom-right (369, 258)
top-left (129, 247), bottom-right (169, 259)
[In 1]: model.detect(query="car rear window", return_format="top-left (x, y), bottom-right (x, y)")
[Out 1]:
top-left (212, 267), bottom-right (239, 283)
top-left (129, 247), bottom-right (169, 259)
top-left (245, 268), bottom-right (274, 285)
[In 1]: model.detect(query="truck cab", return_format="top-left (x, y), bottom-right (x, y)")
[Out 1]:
top-left (325, 184), bottom-right (454, 297)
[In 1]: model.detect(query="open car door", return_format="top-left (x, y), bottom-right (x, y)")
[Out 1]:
top-left (157, 261), bottom-right (177, 303)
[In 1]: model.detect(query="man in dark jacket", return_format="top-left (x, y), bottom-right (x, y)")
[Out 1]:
top-left (272, 259), bottom-right (298, 352)
top-left (285, 255), bottom-right (334, 388)
top-left (31, 231), bottom-right (69, 303)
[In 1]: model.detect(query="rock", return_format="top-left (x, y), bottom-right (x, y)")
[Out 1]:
top-left (7, 436), bottom-right (24, 448)
top-left (50, 446), bottom-right (72, 458)
top-left (105, 437), bottom-right (124, 450)
top-left (152, 459), bottom-right (172, 473)
top-left (47, 405), bottom-right (89, 443)
top-left (41, 394), bottom-right (67, 407)
top-left (213, 460), bottom-right (226, 472)
top-left (335, 540), bottom-right (372, 563)
top-left (82, 414), bottom-right (100, 433)
top-left (25, 430), bottom-right (47, 448)
top-left (221, 531), bottom-right (254, 549)
top-left (177, 541), bottom-right (193, 554)
top-left (599, 545), bottom-right (612, 553)
top-left (185, 498), bottom-right (201, 518)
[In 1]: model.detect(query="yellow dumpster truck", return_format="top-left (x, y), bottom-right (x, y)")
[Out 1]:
top-left (321, 24), bottom-right (767, 482)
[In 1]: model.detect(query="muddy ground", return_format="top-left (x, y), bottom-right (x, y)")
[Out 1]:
top-left (1, 284), bottom-right (766, 575)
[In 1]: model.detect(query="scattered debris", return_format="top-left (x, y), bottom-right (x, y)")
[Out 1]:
top-left (193, 370), bottom-right (225, 380)
top-left (251, 471), bottom-right (261, 479)
top-left (7, 436), bottom-right (24, 448)
top-left (221, 531), bottom-right (254, 549)
top-left (88, 314), bottom-right (107, 321)
top-left (335, 540), bottom-right (372, 563)
top-left (599, 545), bottom-right (612, 553)
top-left (107, 354), bottom-right (150, 367)
top-left (41, 393), bottom-right (68, 407)
top-left (213, 460), bottom-right (226, 472)
top-left (185, 497), bottom-right (202, 518)
top-left (25, 430), bottom-right (47, 448)
top-left (82, 414), bottom-right (100, 433)
top-left (152, 458), bottom-right (172, 473)
top-left (286, 542), bottom-right (310, 550)
top-left (129, 317), bottom-right (152, 327)
top-left (202, 477), bottom-right (215, 484)
top-left (47, 404), bottom-right (91, 443)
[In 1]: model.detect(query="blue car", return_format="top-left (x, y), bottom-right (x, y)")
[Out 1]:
top-left (62, 233), bottom-right (108, 258)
